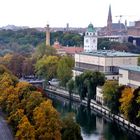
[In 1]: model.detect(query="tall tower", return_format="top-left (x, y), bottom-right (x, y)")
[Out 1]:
top-left (107, 5), bottom-right (112, 35)
top-left (84, 23), bottom-right (97, 52)
top-left (46, 24), bottom-right (50, 46)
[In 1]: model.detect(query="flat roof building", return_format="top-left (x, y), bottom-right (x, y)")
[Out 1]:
top-left (119, 66), bottom-right (140, 88)
top-left (74, 50), bottom-right (139, 80)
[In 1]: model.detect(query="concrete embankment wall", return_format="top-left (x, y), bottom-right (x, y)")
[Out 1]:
top-left (45, 85), bottom-right (140, 136)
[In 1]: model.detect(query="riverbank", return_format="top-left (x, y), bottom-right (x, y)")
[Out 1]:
top-left (45, 85), bottom-right (140, 136)
top-left (0, 110), bottom-right (13, 140)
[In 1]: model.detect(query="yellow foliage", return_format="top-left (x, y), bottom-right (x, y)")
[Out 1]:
top-left (119, 86), bottom-right (134, 120)
top-left (33, 100), bottom-right (62, 140)
top-left (16, 115), bottom-right (35, 140)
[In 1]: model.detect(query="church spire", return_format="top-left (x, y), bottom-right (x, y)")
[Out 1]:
top-left (107, 4), bottom-right (112, 35)
top-left (108, 4), bottom-right (112, 23)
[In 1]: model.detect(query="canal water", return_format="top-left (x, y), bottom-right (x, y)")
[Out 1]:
top-left (48, 93), bottom-right (139, 140)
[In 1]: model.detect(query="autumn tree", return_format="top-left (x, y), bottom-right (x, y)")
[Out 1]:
top-left (33, 100), bottom-right (62, 140)
top-left (16, 115), bottom-right (35, 140)
top-left (7, 53), bottom-right (25, 78)
top-left (22, 57), bottom-right (36, 76)
top-left (57, 56), bottom-right (74, 87)
top-left (119, 86), bottom-right (134, 120)
top-left (8, 109), bottom-right (25, 132)
top-left (15, 82), bottom-right (33, 102)
top-left (23, 91), bottom-right (44, 119)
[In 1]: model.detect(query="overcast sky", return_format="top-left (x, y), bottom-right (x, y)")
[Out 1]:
top-left (0, 0), bottom-right (140, 28)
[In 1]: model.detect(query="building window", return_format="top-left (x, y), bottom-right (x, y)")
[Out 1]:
top-left (119, 74), bottom-right (123, 78)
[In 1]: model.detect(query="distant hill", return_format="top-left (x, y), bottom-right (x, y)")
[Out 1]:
top-left (0, 25), bottom-right (29, 31)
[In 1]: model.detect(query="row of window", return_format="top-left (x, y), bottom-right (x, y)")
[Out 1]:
top-left (84, 46), bottom-right (97, 48)
top-left (85, 39), bottom-right (96, 43)
top-left (86, 32), bottom-right (96, 36)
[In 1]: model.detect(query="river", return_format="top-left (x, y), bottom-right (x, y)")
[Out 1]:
top-left (48, 93), bottom-right (139, 140)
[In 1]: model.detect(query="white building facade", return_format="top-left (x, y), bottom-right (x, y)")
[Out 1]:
top-left (74, 50), bottom-right (139, 80)
top-left (119, 66), bottom-right (140, 88)
top-left (84, 23), bottom-right (97, 52)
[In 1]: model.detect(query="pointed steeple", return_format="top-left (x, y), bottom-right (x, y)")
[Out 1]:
top-left (107, 5), bottom-right (112, 35)
top-left (108, 4), bottom-right (112, 22)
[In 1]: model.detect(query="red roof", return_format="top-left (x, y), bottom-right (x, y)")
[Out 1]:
top-left (62, 47), bottom-right (83, 55)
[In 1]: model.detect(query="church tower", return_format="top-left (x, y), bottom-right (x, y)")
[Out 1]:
top-left (84, 23), bottom-right (97, 52)
top-left (46, 24), bottom-right (50, 46)
top-left (107, 5), bottom-right (112, 35)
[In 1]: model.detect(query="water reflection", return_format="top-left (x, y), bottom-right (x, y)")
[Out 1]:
top-left (51, 95), bottom-right (139, 140)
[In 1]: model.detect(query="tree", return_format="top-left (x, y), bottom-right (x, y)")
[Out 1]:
top-left (33, 100), bottom-right (62, 140)
top-left (23, 91), bottom-right (44, 119)
top-left (103, 80), bottom-right (122, 114)
top-left (7, 53), bottom-right (25, 78)
top-left (67, 79), bottom-right (75, 100)
top-left (33, 43), bottom-right (56, 60)
top-left (119, 86), bottom-right (134, 120)
top-left (75, 74), bottom-right (87, 101)
top-left (35, 55), bottom-right (59, 80)
top-left (75, 71), bottom-right (105, 107)
top-left (61, 113), bottom-right (83, 140)
top-left (0, 64), bottom-right (12, 75)
top-left (22, 57), bottom-right (36, 76)
top-left (8, 109), bottom-right (25, 132)
top-left (138, 56), bottom-right (140, 66)
top-left (83, 71), bottom-right (105, 107)
top-left (16, 115), bottom-right (35, 140)
top-left (128, 87), bottom-right (140, 125)
top-left (57, 56), bottom-right (74, 87)
top-left (5, 86), bottom-right (20, 113)
top-left (136, 93), bottom-right (140, 125)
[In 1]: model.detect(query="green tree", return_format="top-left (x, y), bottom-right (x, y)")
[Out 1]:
top-left (75, 71), bottom-right (105, 107)
top-left (75, 74), bottom-right (87, 101)
top-left (67, 79), bottom-right (75, 99)
top-left (103, 80), bottom-right (122, 114)
top-left (128, 87), bottom-right (140, 125)
top-left (57, 56), bottom-right (74, 87)
top-left (33, 43), bottom-right (56, 60)
top-left (61, 113), bottom-right (83, 140)
top-left (138, 56), bottom-right (140, 66)
top-left (82, 71), bottom-right (105, 107)
top-left (35, 55), bottom-right (59, 80)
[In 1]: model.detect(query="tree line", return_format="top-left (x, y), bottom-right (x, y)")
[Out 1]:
top-left (0, 29), bottom-right (83, 57)
top-left (103, 80), bottom-right (140, 126)
top-left (0, 65), bottom-right (83, 140)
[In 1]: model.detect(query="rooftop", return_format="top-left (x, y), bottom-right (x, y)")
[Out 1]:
top-left (87, 23), bottom-right (95, 32)
top-left (119, 66), bottom-right (140, 72)
top-left (78, 50), bottom-right (139, 57)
